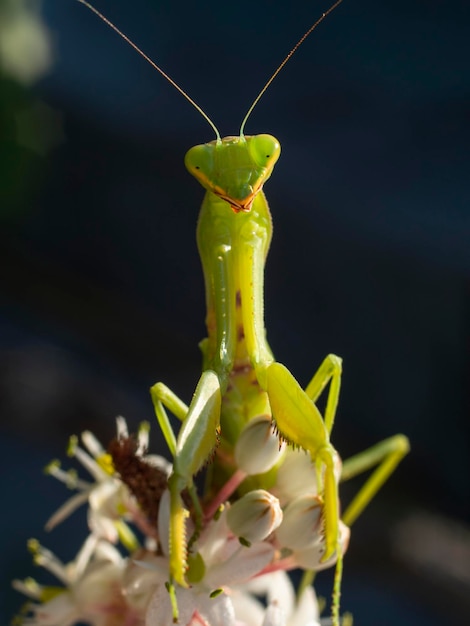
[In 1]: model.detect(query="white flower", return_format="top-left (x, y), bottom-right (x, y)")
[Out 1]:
top-left (269, 448), bottom-right (348, 573)
top-left (144, 490), bottom-right (276, 626)
top-left (275, 495), bottom-right (323, 551)
top-left (44, 417), bottom-right (170, 548)
top-left (14, 418), bottom-right (349, 626)
top-left (272, 448), bottom-right (342, 506)
top-left (235, 417), bottom-right (286, 475)
top-left (227, 489), bottom-right (283, 544)
top-left (13, 535), bottom-right (146, 626)
top-left (231, 570), bottom-right (321, 626)
top-left (290, 521), bottom-right (350, 571)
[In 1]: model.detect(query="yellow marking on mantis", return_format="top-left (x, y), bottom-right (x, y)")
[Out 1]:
top-left (73, 2), bottom-right (410, 624)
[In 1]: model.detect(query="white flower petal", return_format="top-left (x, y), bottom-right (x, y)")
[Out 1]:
top-left (292, 522), bottom-right (350, 571)
top-left (45, 490), bottom-right (91, 531)
top-left (29, 541), bottom-right (69, 586)
top-left (146, 585), bottom-right (193, 626)
top-left (116, 416), bottom-right (129, 439)
top-left (264, 571), bottom-right (295, 618)
top-left (74, 561), bottom-right (122, 608)
top-left (273, 450), bottom-right (319, 504)
top-left (93, 540), bottom-right (123, 565)
top-left (144, 454), bottom-right (173, 476)
top-left (137, 420), bottom-right (150, 454)
top-left (81, 430), bottom-right (105, 458)
top-left (123, 554), bottom-right (167, 611)
top-left (240, 571), bottom-right (295, 620)
top-left (87, 507), bottom-right (119, 543)
top-left (198, 509), bottom-right (235, 566)
top-left (44, 462), bottom-right (90, 490)
top-left (235, 417), bottom-right (285, 475)
top-left (11, 578), bottom-right (43, 601)
top-left (71, 443), bottom-right (109, 482)
top-left (289, 586), bottom-right (320, 626)
top-left (157, 489), bottom-right (171, 557)
top-left (262, 603), bottom-right (286, 626)
top-left (29, 591), bottom-right (78, 626)
top-left (230, 589), bottom-right (265, 626)
top-left (70, 533), bottom-right (100, 581)
top-left (205, 542), bottom-right (275, 589)
top-left (275, 495), bottom-right (322, 550)
top-left (196, 590), bottom-right (236, 626)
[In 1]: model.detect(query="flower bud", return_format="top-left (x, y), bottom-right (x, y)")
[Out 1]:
top-left (274, 449), bottom-right (342, 504)
top-left (292, 521), bottom-right (350, 571)
top-left (227, 489), bottom-right (283, 543)
top-left (273, 449), bottom-right (318, 504)
top-left (235, 417), bottom-right (285, 475)
top-left (275, 495), bottom-right (323, 550)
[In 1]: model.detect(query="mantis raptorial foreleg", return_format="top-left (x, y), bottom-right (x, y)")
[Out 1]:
top-left (150, 371), bottom-right (221, 590)
top-left (266, 362), bottom-right (341, 560)
top-left (266, 357), bottom-right (407, 626)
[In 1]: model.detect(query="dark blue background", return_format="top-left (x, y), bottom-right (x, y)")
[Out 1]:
top-left (1, 0), bottom-right (469, 624)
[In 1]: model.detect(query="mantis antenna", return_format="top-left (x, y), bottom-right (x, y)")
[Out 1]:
top-left (74, 0), bottom-right (222, 142)
top-left (75, 0), bottom-right (344, 141)
top-left (239, 0), bottom-right (345, 137)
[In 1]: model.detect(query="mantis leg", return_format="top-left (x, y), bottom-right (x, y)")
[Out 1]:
top-left (266, 362), bottom-right (344, 626)
top-left (150, 371), bottom-right (222, 593)
top-left (304, 353), bottom-right (342, 436)
top-left (150, 381), bottom-right (189, 457)
top-left (266, 362), bottom-right (339, 560)
top-left (340, 434), bottom-right (410, 527)
top-left (301, 358), bottom-right (409, 528)
top-left (299, 357), bottom-right (409, 529)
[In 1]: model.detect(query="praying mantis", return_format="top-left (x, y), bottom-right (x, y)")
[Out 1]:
top-left (75, 1), bottom-right (410, 624)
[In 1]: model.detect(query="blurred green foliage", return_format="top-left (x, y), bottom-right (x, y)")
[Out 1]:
top-left (0, 0), bottom-right (56, 219)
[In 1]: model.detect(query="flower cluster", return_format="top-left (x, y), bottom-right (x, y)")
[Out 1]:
top-left (13, 416), bottom-right (348, 626)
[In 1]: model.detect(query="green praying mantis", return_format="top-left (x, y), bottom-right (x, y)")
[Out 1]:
top-left (76, 1), bottom-right (410, 624)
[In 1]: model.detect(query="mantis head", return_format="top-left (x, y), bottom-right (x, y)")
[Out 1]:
top-left (185, 134), bottom-right (281, 212)
top-left (74, 0), bottom-right (342, 213)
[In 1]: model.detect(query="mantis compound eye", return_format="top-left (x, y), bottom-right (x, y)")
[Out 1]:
top-left (185, 143), bottom-right (215, 182)
top-left (248, 134), bottom-right (281, 170)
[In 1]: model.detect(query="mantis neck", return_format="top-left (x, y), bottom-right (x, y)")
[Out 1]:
top-left (197, 189), bottom-right (274, 389)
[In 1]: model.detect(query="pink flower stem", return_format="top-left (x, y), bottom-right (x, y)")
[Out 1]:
top-left (204, 469), bottom-right (247, 521)
top-left (258, 555), bottom-right (298, 575)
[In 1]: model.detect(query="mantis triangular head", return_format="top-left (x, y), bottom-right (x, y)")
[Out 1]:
top-left (185, 135), bottom-right (280, 212)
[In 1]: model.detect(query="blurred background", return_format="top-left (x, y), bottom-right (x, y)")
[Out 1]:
top-left (1, 0), bottom-right (469, 624)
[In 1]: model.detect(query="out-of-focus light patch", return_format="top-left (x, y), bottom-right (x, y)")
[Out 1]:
top-left (14, 100), bottom-right (65, 156)
top-left (0, 0), bottom-right (52, 84)
top-left (393, 511), bottom-right (470, 590)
